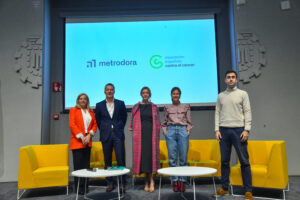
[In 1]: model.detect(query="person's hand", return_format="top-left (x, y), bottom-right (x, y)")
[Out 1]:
top-left (187, 130), bottom-right (191, 135)
top-left (163, 130), bottom-right (166, 135)
top-left (240, 130), bottom-right (249, 142)
top-left (83, 134), bottom-right (91, 145)
top-left (215, 131), bottom-right (222, 141)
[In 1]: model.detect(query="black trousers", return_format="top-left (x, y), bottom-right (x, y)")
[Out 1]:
top-left (219, 127), bottom-right (252, 192)
top-left (72, 147), bottom-right (91, 192)
top-left (102, 131), bottom-right (126, 186)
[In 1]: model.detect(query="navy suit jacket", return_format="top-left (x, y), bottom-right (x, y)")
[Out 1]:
top-left (95, 99), bottom-right (127, 143)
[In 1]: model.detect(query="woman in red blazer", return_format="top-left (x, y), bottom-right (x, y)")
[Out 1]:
top-left (69, 93), bottom-right (97, 194)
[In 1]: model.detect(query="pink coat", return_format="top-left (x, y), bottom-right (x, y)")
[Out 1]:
top-left (129, 102), bottom-right (161, 175)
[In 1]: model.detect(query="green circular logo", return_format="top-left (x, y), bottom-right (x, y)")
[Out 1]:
top-left (150, 55), bottom-right (163, 69)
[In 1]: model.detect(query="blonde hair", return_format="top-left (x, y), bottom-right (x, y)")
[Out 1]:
top-left (75, 93), bottom-right (91, 110)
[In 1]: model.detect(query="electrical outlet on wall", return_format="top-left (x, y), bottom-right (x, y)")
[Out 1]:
top-left (281, 0), bottom-right (291, 10)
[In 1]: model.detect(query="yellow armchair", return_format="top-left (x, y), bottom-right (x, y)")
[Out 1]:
top-left (230, 141), bottom-right (289, 196)
top-left (18, 144), bottom-right (69, 199)
top-left (187, 140), bottom-right (221, 177)
top-left (159, 140), bottom-right (169, 168)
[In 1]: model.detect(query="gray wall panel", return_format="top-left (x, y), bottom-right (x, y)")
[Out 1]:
top-left (233, 0), bottom-right (300, 175)
top-left (0, 0), bottom-right (43, 182)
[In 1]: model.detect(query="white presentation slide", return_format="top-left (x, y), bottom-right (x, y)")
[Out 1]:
top-left (65, 16), bottom-right (219, 108)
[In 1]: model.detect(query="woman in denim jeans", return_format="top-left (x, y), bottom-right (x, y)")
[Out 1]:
top-left (162, 87), bottom-right (193, 192)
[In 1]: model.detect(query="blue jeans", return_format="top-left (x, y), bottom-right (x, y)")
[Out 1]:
top-left (219, 127), bottom-right (252, 192)
top-left (165, 125), bottom-right (189, 182)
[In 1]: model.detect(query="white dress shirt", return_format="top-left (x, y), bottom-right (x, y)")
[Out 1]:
top-left (106, 99), bottom-right (115, 128)
top-left (106, 99), bottom-right (114, 118)
top-left (81, 109), bottom-right (92, 133)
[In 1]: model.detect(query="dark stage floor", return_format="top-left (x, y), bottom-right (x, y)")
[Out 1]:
top-left (1, 176), bottom-right (299, 200)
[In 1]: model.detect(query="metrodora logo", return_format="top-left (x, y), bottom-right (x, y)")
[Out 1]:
top-left (150, 55), bottom-right (163, 69)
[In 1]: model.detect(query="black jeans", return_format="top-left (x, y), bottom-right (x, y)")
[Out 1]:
top-left (72, 147), bottom-right (91, 192)
top-left (219, 127), bottom-right (252, 192)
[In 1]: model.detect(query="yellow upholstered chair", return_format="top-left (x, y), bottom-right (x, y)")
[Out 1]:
top-left (187, 140), bottom-right (221, 177)
top-left (90, 141), bottom-right (117, 169)
top-left (159, 140), bottom-right (169, 168)
top-left (18, 144), bottom-right (69, 199)
top-left (230, 141), bottom-right (289, 198)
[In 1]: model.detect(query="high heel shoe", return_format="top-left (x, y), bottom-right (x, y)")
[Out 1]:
top-left (149, 180), bottom-right (155, 192)
top-left (144, 182), bottom-right (149, 192)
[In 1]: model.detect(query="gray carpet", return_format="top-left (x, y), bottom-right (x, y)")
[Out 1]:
top-left (1, 176), bottom-right (299, 200)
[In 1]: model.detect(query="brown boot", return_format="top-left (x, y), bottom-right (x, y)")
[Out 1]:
top-left (245, 192), bottom-right (253, 200)
top-left (180, 181), bottom-right (185, 192)
top-left (213, 187), bottom-right (229, 197)
top-left (106, 184), bottom-right (114, 192)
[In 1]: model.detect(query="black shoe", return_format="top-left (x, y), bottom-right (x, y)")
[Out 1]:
top-left (78, 187), bottom-right (88, 195)
top-left (78, 190), bottom-right (85, 195)
top-left (106, 184), bottom-right (115, 192)
top-left (119, 185), bottom-right (126, 194)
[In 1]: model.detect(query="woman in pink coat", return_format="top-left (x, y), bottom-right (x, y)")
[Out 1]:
top-left (129, 87), bottom-right (161, 192)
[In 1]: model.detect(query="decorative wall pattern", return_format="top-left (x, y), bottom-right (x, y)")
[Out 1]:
top-left (14, 37), bottom-right (42, 89)
top-left (237, 32), bottom-right (266, 83)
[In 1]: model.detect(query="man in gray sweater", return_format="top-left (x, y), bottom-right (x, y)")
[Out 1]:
top-left (214, 70), bottom-right (253, 200)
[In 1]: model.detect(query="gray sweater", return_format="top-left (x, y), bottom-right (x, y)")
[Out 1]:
top-left (215, 87), bottom-right (252, 131)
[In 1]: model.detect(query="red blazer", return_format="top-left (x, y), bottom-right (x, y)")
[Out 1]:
top-left (69, 107), bottom-right (97, 150)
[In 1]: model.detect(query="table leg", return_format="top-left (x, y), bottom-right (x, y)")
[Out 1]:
top-left (193, 178), bottom-right (196, 200)
top-left (158, 176), bottom-right (162, 200)
top-left (84, 178), bottom-right (87, 198)
top-left (180, 184), bottom-right (188, 200)
top-left (212, 176), bottom-right (217, 200)
top-left (117, 176), bottom-right (120, 200)
top-left (76, 177), bottom-right (80, 200)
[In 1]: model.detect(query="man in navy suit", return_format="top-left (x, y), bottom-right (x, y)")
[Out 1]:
top-left (95, 83), bottom-right (127, 193)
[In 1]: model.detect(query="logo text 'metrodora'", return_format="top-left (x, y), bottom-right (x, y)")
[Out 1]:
top-left (99, 59), bottom-right (137, 66)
